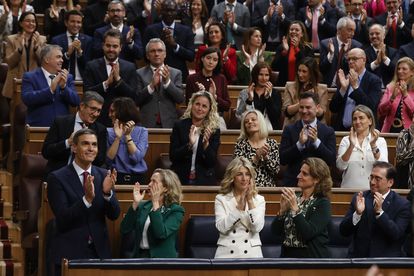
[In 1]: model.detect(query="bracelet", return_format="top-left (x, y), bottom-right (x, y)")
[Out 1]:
top-left (103, 190), bottom-right (111, 196)
top-left (127, 139), bottom-right (133, 143)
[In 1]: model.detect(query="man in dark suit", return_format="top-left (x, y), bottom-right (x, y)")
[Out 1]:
top-left (22, 45), bottom-right (80, 127)
top-left (296, 0), bottom-right (338, 51)
top-left (319, 16), bottom-right (363, 87)
top-left (398, 23), bottom-right (414, 59)
top-left (340, 161), bottom-right (411, 257)
top-left (83, 29), bottom-right (138, 127)
top-left (47, 128), bottom-right (120, 276)
top-left (42, 91), bottom-right (107, 175)
top-left (329, 48), bottom-right (382, 131)
top-left (137, 38), bottom-right (184, 128)
top-left (126, 0), bottom-right (161, 35)
top-left (83, 0), bottom-right (110, 36)
top-left (251, 0), bottom-right (294, 51)
top-left (374, 0), bottom-right (411, 48)
top-left (365, 24), bottom-right (397, 88)
top-left (50, 10), bottom-right (93, 81)
top-left (279, 91), bottom-right (336, 187)
top-left (93, 0), bottom-right (144, 62)
top-left (349, 0), bottom-right (374, 46)
top-left (211, 0), bottom-right (251, 50)
top-left (143, 0), bottom-right (195, 82)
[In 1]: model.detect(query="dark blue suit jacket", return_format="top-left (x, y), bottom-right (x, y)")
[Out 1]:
top-left (398, 41), bottom-right (414, 59)
top-left (319, 37), bottom-right (363, 87)
top-left (329, 70), bottom-right (382, 131)
top-left (83, 58), bottom-right (138, 126)
top-left (41, 114), bottom-right (107, 175)
top-left (340, 190), bottom-right (411, 257)
top-left (374, 13), bottom-right (411, 48)
top-left (47, 164), bottom-right (120, 264)
top-left (21, 68), bottom-right (80, 127)
top-left (143, 22), bottom-right (195, 81)
top-left (364, 45), bottom-right (397, 87)
top-left (50, 33), bottom-right (93, 79)
top-left (93, 25), bottom-right (144, 62)
top-left (279, 120), bottom-right (336, 186)
top-left (169, 118), bottom-right (220, 185)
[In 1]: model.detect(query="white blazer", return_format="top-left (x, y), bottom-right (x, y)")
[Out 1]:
top-left (214, 192), bottom-right (266, 258)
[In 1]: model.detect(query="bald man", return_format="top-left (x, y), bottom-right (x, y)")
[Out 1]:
top-left (329, 48), bottom-right (382, 131)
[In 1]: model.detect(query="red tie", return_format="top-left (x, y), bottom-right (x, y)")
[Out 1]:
top-left (336, 43), bottom-right (345, 87)
top-left (82, 171), bottom-right (89, 193)
top-left (391, 15), bottom-right (397, 48)
top-left (288, 44), bottom-right (296, 81)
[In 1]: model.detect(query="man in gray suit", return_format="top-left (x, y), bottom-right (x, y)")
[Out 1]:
top-left (211, 0), bottom-right (251, 50)
top-left (136, 38), bottom-right (184, 128)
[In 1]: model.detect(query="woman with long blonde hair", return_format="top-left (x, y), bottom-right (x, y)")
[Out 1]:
top-left (378, 57), bottom-right (414, 133)
top-left (215, 157), bottom-right (265, 258)
top-left (170, 91), bottom-right (221, 185)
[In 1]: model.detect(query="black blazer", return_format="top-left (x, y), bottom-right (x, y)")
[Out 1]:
top-left (271, 44), bottom-right (314, 87)
top-left (340, 190), bottom-right (411, 257)
top-left (47, 164), bottom-right (120, 264)
top-left (319, 37), bottom-right (363, 87)
top-left (41, 114), bottom-right (107, 175)
top-left (279, 120), bottom-right (336, 186)
top-left (364, 45), bottom-right (397, 87)
top-left (83, 58), bottom-right (139, 126)
top-left (143, 22), bottom-right (195, 81)
top-left (329, 70), bottom-right (382, 131)
top-left (169, 118), bottom-right (220, 185)
top-left (398, 41), bottom-right (414, 59)
top-left (50, 33), bottom-right (93, 79)
top-left (374, 13), bottom-right (411, 48)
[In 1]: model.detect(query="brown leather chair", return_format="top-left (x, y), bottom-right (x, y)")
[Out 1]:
top-left (15, 153), bottom-right (47, 247)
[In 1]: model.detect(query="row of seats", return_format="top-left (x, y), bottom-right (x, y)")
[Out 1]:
top-left (119, 215), bottom-right (349, 259)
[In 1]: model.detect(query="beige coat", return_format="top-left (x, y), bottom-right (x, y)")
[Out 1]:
top-left (2, 33), bottom-right (46, 98)
top-left (282, 81), bottom-right (328, 128)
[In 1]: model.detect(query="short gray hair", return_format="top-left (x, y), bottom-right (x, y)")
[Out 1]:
top-left (40, 44), bottom-right (62, 63)
top-left (81, 91), bottom-right (104, 105)
top-left (336, 16), bottom-right (355, 31)
top-left (145, 38), bottom-right (166, 53)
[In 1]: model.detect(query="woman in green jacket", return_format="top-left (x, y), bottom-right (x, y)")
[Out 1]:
top-left (120, 169), bottom-right (185, 258)
top-left (272, 157), bottom-right (332, 258)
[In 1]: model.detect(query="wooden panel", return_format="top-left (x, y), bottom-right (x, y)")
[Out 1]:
top-left (36, 14), bottom-right (44, 35)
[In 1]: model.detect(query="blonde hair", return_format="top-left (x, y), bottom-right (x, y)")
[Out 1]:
top-left (302, 158), bottom-right (332, 198)
top-left (392, 57), bottom-right (414, 89)
top-left (219, 157), bottom-right (258, 196)
top-left (153, 168), bottom-right (183, 205)
top-left (238, 110), bottom-right (268, 140)
top-left (182, 91), bottom-right (220, 131)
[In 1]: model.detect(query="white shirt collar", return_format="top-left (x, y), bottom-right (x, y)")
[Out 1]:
top-left (110, 23), bottom-right (123, 32)
top-left (301, 118), bottom-right (318, 128)
top-left (66, 31), bottom-right (78, 39)
top-left (72, 160), bottom-right (92, 176)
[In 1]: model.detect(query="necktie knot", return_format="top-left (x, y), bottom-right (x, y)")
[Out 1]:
top-left (49, 74), bottom-right (56, 80)
top-left (226, 3), bottom-right (234, 10)
top-left (70, 35), bottom-right (77, 41)
top-left (82, 171), bottom-right (89, 185)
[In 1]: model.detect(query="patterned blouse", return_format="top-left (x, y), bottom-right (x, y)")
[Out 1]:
top-left (283, 195), bottom-right (316, 248)
top-left (234, 138), bottom-right (280, 187)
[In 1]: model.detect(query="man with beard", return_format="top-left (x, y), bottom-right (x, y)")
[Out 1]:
top-left (83, 29), bottom-right (138, 126)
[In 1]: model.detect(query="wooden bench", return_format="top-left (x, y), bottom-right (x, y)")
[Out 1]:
top-left (24, 127), bottom-right (400, 181)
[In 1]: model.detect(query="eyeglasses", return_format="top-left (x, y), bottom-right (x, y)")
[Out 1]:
top-left (347, 56), bottom-right (363, 62)
top-left (84, 103), bottom-right (102, 114)
top-left (108, 9), bottom-right (124, 13)
top-left (369, 175), bottom-right (384, 182)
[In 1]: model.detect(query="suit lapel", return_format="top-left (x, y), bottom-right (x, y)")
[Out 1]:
top-left (67, 164), bottom-right (85, 199)
top-left (381, 191), bottom-right (393, 213)
top-left (139, 202), bottom-right (152, 230)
